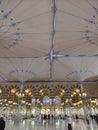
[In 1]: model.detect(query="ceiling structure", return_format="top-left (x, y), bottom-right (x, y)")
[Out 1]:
top-left (0, 0), bottom-right (98, 83)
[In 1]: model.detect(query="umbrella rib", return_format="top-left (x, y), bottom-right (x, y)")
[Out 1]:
top-left (49, 0), bottom-right (56, 80)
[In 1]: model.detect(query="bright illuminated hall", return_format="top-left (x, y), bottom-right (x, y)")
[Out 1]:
top-left (0, 0), bottom-right (98, 130)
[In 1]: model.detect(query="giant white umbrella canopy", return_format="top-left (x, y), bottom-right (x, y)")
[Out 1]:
top-left (0, 0), bottom-right (97, 83)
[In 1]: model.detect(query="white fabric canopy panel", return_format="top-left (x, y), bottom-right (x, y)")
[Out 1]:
top-left (54, 0), bottom-right (98, 54)
top-left (0, 0), bottom-right (52, 58)
top-left (53, 57), bottom-right (98, 82)
top-left (0, 57), bottom-right (50, 82)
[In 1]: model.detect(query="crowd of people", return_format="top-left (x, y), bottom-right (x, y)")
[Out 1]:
top-left (0, 114), bottom-right (98, 130)
top-left (90, 114), bottom-right (98, 125)
top-left (34, 113), bottom-right (98, 130)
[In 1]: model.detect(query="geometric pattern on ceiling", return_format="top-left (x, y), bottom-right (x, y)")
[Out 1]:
top-left (0, 57), bottom-right (50, 82)
top-left (54, 0), bottom-right (98, 54)
top-left (0, 56), bottom-right (98, 82)
top-left (0, 0), bottom-right (98, 83)
top-left (53, 57), bottom-right (98, 82)
top-left (0, 0), bottom-right (98, 58)
top-left (0, 0), bottom-right (52, 58)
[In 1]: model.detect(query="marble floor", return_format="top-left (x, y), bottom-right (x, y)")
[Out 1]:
top-left (5, 118), bottom-right (98, 130)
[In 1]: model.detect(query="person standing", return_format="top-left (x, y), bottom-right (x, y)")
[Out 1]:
top-left (68, 117), bottom-right (72, 130)
top-left (0, 117), bottom-right (5, 130)
top-left (38, 113), bottom-right (42, 124)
